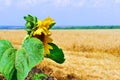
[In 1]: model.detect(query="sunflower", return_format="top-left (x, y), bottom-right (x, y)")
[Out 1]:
top-left (33, 17), bottom-right (55, 36)
top-left (43, 35), bottom-right (53, 55)
top-left (33, 17), bottom-right (55, 56)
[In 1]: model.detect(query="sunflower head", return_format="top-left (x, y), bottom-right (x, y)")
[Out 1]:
top-left (24, 15), bottom-right (55, 56)
top-left (24, 14), bottom-right (65, 63)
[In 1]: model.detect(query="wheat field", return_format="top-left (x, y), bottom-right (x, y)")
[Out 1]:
top-left (0, 30), bottom-right (120, 80)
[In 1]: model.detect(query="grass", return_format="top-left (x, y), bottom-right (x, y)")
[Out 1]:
top-left (0, 29), bottom-right (120, 80)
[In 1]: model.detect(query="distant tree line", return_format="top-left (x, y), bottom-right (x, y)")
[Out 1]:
top-left (52, 26), bottom-right (120, 29)
top-left (1, 26), bottom-right (120, 29)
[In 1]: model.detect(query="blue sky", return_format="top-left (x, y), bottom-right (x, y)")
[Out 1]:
top-left (0, 0), bottom-right (120, 26)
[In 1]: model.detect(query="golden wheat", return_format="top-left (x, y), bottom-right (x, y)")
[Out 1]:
top-left (1, 30), bottom-right (120, 55)
top-left (0, 30), bottom-right (120, 80)
top-left (51, 30), bottom-right (120, 55)
top-left (37, 51), bottom-right (120, 80)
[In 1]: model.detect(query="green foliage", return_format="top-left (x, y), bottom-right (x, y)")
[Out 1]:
top-left (53, 26), bottom-right (120, 29)
top-left (32, 73), bottom-right (47, 80)
top-left (15, 37), bottom-right (44, 80)
top-left (0, 40), bottom-right (14, 59)
top-left (0, 14), bottom-right (65, 80)
top-left (0, 40), bottom-right (16, 80)
top-left (48, 22), bottom-right (56, 30)
top-left (46, 43), bottom-right (65, 64)
top-left (24, 14), bottom-right (38, 35)
top-left (0, 38), bottom-right (44, 80)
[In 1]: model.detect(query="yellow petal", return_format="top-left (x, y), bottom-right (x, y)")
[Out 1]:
top-left (42, 27), bottom-right (51, 36)
top-left (37, 20), bottom-right (42, 27)
top-left (44, 44), bottom-right (53, 56)
top-left (48, 44), bottom-right (53, 50)
top-left (42, 17), bottom-right (55, 29)
top-left (47, 37), bottom-right (53, 43)
top-left (42, 30), bottom-right (47, 36)
top-left (43, 36), bottom-right (53, 56)
top-left (44, 48), bottom-right (50, 55)
top-left (33, 28), bottom-right (43, 36)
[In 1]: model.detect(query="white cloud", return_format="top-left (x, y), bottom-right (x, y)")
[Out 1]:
top-left (16, 0), bottom-right (36, 8)
top-left (73, 0), bottom-right (86, 8)
top-left (1, 0), bottom-right (118, 10)
top-left (17, 0), bottom-right (104, 9)
top-left (0, 0), bottom-right (12, 11)
top-left (89, 0), bottom-right (107, 8)
top-left (53, 0), bottom-right (86, 8)
top-left (5, 0), bottom-right (12, 6)
top-left (15, 0), bottom-right (87, 9)
top-left (52, 0), bottom-right (115, 8)
top-left (16, 0), bottom-right (48, 8)
top-left (85, 0), bottom-right (117, 8)
top-left (53, 0), bottom-right (71, 7)
top-left (114, 0), bottom-right (120, 3)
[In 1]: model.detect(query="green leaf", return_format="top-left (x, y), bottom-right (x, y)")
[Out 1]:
top-left (0, 40), bottom-right (14, 60)
top-left (46, 43), bottom-right (65, 64)
top-left (11, 69), bottom-right (17, 80)
top-left (32, 73), bottom-right (47, 80)
top-left (33, 16), bottom-right (37, 24)
top-left (49, 22), bottom-right (56, 29)
top-left (25, 22), bottom-right (34, 29)
top-left (15, 37), bottom-right (44, 80)
top-left (24, 14), bottom-right (34, 22)
top-left (24, 14), bottom-right (38, 35)
top-left (0, 40), bottom-right (16, 80)
top-left (24, 14), bottom-right (37, 27)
